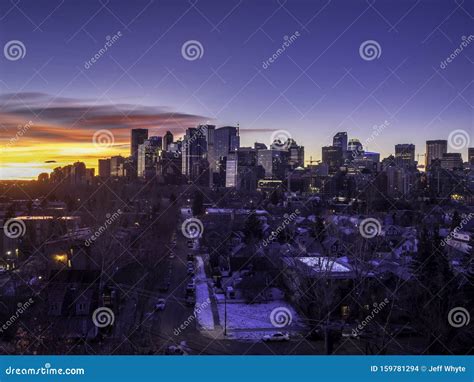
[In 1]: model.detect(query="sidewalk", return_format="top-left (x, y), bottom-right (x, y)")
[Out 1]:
top-left (194, 256), bottom-right (216, 331)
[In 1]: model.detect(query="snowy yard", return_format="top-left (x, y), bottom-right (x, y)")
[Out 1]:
top-left (216, 300), bottom-right (305, 341)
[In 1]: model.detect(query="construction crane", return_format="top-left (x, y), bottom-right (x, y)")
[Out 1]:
top-left (307, 156), bottom-right (320, 166)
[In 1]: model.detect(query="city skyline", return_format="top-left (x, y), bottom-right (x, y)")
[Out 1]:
top-left (1, 0), bottom-right (472, 179)
top-left (1, 118), bottom-right (471, 180)
top-left (0, 0), bottom-right (472, 363)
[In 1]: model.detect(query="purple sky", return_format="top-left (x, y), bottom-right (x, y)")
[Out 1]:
top-left (0, 0), bottom-right (472, 178)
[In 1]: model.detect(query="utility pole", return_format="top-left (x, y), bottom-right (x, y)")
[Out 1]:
top-left (224, 289), bottom-right (227, 336)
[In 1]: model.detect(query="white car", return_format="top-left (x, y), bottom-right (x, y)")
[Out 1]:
top-left (342, 326), bottom-right (359, 338)
top-left (263, 332), bottom-right (290, 342)
top-left (154, 298), bottom-right (166, 311)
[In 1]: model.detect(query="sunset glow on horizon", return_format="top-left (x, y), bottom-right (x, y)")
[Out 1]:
top-left (1, 1), bottom-right (471, 180)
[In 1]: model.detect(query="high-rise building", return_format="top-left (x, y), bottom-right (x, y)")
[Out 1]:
top-left (71, 162), bottom-right (86, 185)
top-left (163, 131), bottom-right (173, 151)
top-left (85, 168), bottom-right (95, 184)
top-left (137, 137), bottom-right (162, 179)
top-left (395, 144), bottom-right (416, 168)
top-left (237, 147), bottom-right (258, 167)
top-left (182, 126), bottom-right (208, 182)
top-left (237, 147), bottom-right (262, 192)
top-left (156, 151), bottom-right (182, 184)
top-left (219, 147), bottom-right (258, 192)
top-left (98, 159), bottom-right (111, 178)
top-left (131, 128), bottom-right (149, 157)
top-left (353, 151), bottom-right (380, 172)
top-left (224, 147), bottom-right (261, 190)
top-left (333, 132), bottom-right (348, 151)
top-left (210, 126), bottom-right (239, 172)
top-left (348, 139), bottom-right (363, 156)
top-left (257, 149), bottom-right (289, 179)
top-left (426, 140), bottom-right (447, 169)
top-left (441, 153), bottom-right (463, 171)
top-left (131, 128), bottom-right (148, 176)
top-left (287, 139), bottom-right (305, 169)
top-left (225, 152), bottom-right (238, 188)
top-left (110, 156), bottom-right (125, 177)
top-left (322, 146), bottom-right (343, 174)
top-left (468, 147), bottom-right (474, 165)
top-left (149, 135), bottom-right (162, 150)
top-left (386, 166), bottom-right (416, 197)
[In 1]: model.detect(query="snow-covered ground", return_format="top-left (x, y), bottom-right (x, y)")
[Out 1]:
top-left (216, 300), bottom-right (305, 341)
top-left (194, 256), bottom-right (214, 330)
top-left (193, 256), bottom-right (305, 341)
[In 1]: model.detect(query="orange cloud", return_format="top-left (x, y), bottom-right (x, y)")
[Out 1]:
top-left (0, 92), bottom-right (210, 179)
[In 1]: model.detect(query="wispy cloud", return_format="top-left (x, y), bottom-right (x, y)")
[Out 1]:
top-left (0, 92), bottom-right (210, 143)
top-left (0, 93), bottom-right (210, 179)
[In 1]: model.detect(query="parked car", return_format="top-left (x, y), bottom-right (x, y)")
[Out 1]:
top-left (342, 325), bottom-right (359, 338)
top-left (262, 332), bottom-right (290, 342)
top-left (154, 298), bottom-right (166, 311)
